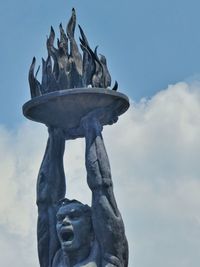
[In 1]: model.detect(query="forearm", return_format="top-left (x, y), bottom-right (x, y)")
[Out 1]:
top-left (83, 111), bottom-right (110, 183)
top-left (85, 132), bottom-right (112, 189)
top-left (84, 119), bottom-right (120, 217)
top-left (37, 128), bottom-right (66, 206)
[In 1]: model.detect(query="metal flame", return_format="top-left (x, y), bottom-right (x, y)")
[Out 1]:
top-left (29, 8), bottom-right (118, 98)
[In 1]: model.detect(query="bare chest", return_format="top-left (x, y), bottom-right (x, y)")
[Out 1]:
top-left (52, 250), bottom-right (98, 267)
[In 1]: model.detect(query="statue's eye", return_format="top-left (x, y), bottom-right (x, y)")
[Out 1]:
top-left (70, 211), bottom-right (80, 220)
top-left (56, 214), bottom-right (63, 222)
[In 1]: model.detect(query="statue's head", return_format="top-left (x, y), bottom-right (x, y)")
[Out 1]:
top-left (56, 198), bottom-right (93, 252)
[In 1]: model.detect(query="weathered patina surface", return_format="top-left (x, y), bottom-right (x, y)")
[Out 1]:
top-left (23, 88), bottom-right (129, 131)
top-left (24, 8), bottom-right (129, 267)
top-left (36, 111), bottom-right (128, 267)
top-left (29, 9), bottom-right (118, 99)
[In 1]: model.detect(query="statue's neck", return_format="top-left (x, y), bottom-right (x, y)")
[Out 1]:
top-left (62, 243), bottom-right (91, 267)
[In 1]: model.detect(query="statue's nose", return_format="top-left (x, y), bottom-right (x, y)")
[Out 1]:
top-left (62, 216), bottom-right (71, 226)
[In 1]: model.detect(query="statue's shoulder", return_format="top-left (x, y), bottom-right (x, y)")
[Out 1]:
top-left (52, 249), bottom-right (64, 267)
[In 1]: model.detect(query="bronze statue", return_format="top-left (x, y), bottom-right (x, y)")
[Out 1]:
top-left (23, 8), bottom-right (130, 267)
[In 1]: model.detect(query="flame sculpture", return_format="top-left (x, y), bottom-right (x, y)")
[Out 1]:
top-left (29, 8), bottom-right (118, 99)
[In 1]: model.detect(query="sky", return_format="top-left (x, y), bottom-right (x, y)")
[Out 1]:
top-left (0, 0), bottom-right (200, 266)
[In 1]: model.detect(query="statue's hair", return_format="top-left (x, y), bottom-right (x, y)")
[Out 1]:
top-left (57, 198), bottom-right (91, 215)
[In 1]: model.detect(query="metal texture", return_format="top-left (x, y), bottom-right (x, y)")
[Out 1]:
top-left (24, 7), bottom-right (129, 267)
top-left (23, 88), bottom-right (129, 131)
top-left (28, 9), bottom-right (118, 99)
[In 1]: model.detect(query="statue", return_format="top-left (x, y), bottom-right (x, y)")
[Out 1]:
top-left (23, 8), bottom-right (129, 267)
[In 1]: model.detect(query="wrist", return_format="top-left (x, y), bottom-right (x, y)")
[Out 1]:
top-left (82, 116), bottom-right (103, 135)
top-left (48, 127), bottom-right (65, 141)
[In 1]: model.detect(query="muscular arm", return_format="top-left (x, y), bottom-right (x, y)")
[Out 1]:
top-left (37, 128), bottom-right (66, 267)
top-left (83, 115), bottom-right (128, 267)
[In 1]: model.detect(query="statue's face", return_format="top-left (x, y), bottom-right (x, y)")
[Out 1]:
top-left (56, 202), bottom-right (92, 251)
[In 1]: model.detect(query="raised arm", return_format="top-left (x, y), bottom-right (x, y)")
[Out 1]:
top-left (37, 127), bottom-right (66, 267)
top-left (82, 112), bottom-right (128, 267)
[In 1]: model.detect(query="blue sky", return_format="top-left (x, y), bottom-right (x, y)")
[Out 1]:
top-left (0, 1), bottom-right (200, 267)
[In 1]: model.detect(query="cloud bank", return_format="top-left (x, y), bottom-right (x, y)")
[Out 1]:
top-left (0, 81), bottom-right (200, 266)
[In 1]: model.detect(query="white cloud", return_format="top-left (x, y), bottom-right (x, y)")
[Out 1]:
top-left (0, 81), bottom-right (200, 266)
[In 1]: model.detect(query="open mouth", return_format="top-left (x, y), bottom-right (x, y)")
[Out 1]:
top-left (60, 228), bottom-right (74, 242)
